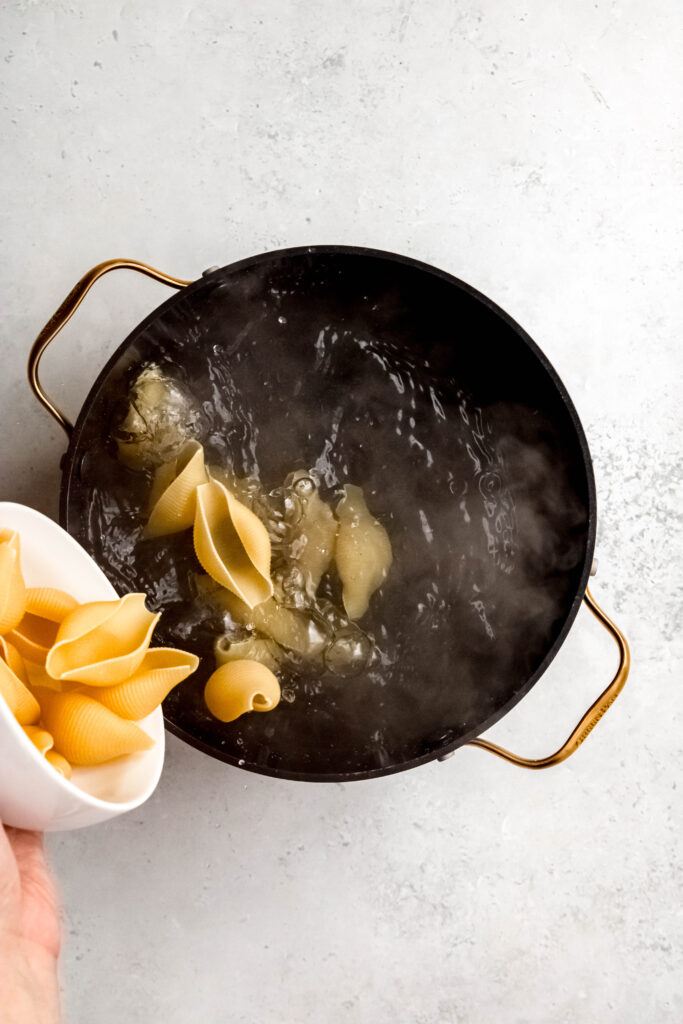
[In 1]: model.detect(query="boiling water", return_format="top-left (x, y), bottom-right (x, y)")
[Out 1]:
top-left (70, 259), bottom-right (589, 776)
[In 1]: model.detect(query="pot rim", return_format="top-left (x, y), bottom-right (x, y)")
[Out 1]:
top-left (59, 244), bottom-right (597, 782)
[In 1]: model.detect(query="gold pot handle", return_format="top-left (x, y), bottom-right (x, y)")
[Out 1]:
top-left (27, 258), bottom-right (192, 439)
top-left (465, 586), bottom-right (630, 768)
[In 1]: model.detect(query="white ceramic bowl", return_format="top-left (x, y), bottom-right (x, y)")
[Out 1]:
top-left (0, 502), bottom-right (165, 831)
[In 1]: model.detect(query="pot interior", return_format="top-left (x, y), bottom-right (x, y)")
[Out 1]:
top-left (61, 248), bottom-right (594, 780)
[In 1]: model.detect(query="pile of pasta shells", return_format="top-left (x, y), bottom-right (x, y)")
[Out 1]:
top-left (139, 436), bottom-right (393, 724)
top-left (0, 527), bottom-right (198, 778)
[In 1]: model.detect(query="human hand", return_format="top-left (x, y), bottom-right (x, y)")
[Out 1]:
top-left (0, 824), bottom-right (61, 1024)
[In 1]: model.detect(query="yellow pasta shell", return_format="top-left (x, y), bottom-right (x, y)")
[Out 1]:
top-left (8, 586), bottom-right (75, 665)
top-left (45, 593), bottom-right (160, 685)
top-left (23, 659), bottom-right (64, 692)
top-left (145, 441), bottom-right (208, 539)
top-left (0, 638), bottom-right (40, 725)
top-left (21, 724), bottom-right (73, 780)
top-left (23, 724), bottom-right (55, 756)
top-left (0, 531), bottom-right (27, 635)
top-left (36, 690), bottom-right (154, 765)
top-left (1, 637), bottom-right (29, 684)
top-left (147, 460), bottom-right (177, 513)
top-left (25, 587), bottom-right (78, 622)
top-left (84, 647), bottom-right (199, 719)
top-left (8, 612), bottom-right (60, 665)
top-left (45, 750), bottom-right (72, 779)
top-left (194, 479), bottom-right (273, 609)
top-left (23, 659), bottom-right (80, 694)
top-left (203, 659), bottom-right (280, 723)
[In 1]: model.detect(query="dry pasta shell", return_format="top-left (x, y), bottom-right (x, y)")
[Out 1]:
top-left (84, 647), bottom-right (199, 720)
top-left (203, 659), bottom-right (280, 723)
top-left (36, 689), bottom-right (154, 765)
top-left (0, 637), bottom-right (40, 725)
top-left (21, 723), bottom-right (73, 780)
top-left (23, 659), bottom-right (80, 693)
top-left (8, 612), bottom-right (60, 665)
top-left (22, 724), bottom-right (55, 756)
top-left (206, 464), bottom-right (266, 511)
top-left (25, 587), bottom-right (78, 622)
top-left (145, 441), bottom-right (208, 539)
top-left (45, 750), bottom-right (72, 779)
top-left (194, 479), bottom-right (273, 609)
top-left (45, 593), bottom-right (160, 686)
top-left (147, 460), bottom-right (177, 514)
top-left (0, 636), bottom-right (29, 684)
top-left (8, 587), bottom-right (76, 664)
top-left (0, 531), bottom-right (27, 635)
top-left (23, 659), bottom-right (65, 692)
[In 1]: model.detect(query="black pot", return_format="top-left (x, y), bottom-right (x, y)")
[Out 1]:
top-left (29, 247), bottom-right (629, 781)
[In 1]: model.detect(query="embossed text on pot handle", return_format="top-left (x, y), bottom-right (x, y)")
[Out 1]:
top-left (27, 258), bottom-right (192, 439)
top-left (465, 587), bottom-right (630, 769)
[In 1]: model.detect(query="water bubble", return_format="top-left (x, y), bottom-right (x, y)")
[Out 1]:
top-left (293, 475), bottom-right (315, 498)
top-left (324, 627), bottom-right (373, 676)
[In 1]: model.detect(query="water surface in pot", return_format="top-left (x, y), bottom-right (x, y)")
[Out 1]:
top-left (62, 250), bottom-right (592, 778)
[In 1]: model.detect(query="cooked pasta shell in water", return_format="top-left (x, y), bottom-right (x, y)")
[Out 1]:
top-left (214, 585), bottom-right (328, 660)
top-left (0, 531), bottom-right (27, 635)
top-left (114, 365), bottom-right (198, 470)
top-left (214, 634), bottom-right (283, 673)
top-left (203, 660), bottom-right (280, 723)
top-left (25, 587), bottom-right (78, 623)
top-left (36, 690), bottom-right (154, 765)
top-left (285, 475), bottom-right (337, 595)
top-left (45, 750), bottom-right (72, 779)
top-left (335, 485), bottom-right (393, 620)
top-left (0, 638), bottom-right (40, 725)
top-left (84, 647), bottom-right (199, 720)
top-left (145, 441), bottom-right (208, 539)
top-left (45, 593), bottom-right (160, 685)
top-left (22, 724), bottom-right (55, 756)
top-left (194, 479), bottom-right (273, 609)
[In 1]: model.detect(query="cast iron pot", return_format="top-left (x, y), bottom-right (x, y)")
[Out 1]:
top-left (28, 247), bottom-right (629, 781)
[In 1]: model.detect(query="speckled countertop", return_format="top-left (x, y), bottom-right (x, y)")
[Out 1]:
top-left (1, 2), bottom-right (681, 1022)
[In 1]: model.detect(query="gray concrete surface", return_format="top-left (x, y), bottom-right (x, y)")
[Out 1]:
top-left (1, 2), bottom-right (681, 1021)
